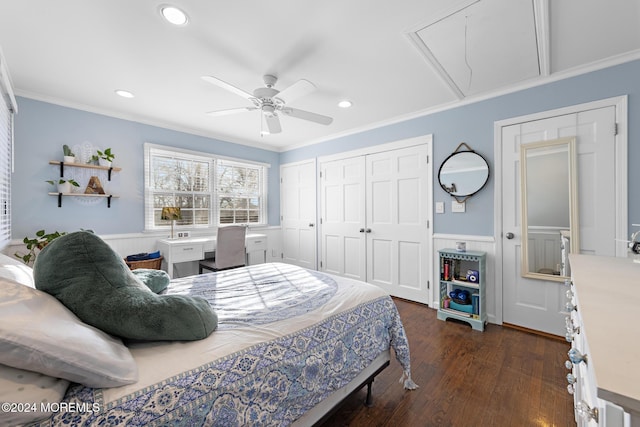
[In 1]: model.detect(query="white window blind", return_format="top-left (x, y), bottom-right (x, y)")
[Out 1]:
top-left (0, 53), bottom-right (16, 250)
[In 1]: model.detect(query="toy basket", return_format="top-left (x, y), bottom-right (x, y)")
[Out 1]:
top-left (125, 256), bottom-right (163, 270)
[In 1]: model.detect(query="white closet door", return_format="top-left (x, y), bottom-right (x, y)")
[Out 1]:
top-left (320, 156), bottom-right (366, 281)
top-left (280, 160), bottom-right (317, 269)
top-left (365, 145), bottom-right (430, 303)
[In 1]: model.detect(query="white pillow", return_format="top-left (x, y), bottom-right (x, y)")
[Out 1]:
top-left (0, 364), bottom-right (69, 425)
top-left (0, 252), bottom-right (35, 287)
top-left (0, 278), bottom-right (138, 387)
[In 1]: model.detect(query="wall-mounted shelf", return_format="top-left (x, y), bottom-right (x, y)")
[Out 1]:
top-left (48, 192), bottom-right (119, 208)
top-left (49, 161), bottom-right (122, 181)
top-left (48, 159), bottom-right (121, 208)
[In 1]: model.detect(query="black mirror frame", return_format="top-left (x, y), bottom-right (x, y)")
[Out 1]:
top-left (438, 143), bottom-right (490, 203)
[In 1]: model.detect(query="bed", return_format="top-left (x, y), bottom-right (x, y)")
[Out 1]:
top-left (0, 255), bottom-right (416, 427)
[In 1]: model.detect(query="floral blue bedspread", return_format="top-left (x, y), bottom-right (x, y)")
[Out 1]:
top-left (30, 264), bottom-right (414, 427)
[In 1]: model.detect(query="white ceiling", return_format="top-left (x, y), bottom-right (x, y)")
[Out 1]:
top-left (0, 0), bottom-right (639, 151)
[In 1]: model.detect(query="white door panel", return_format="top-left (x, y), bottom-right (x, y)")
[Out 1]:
top-left (398, 178), bottom-right (421, 224)
top-left (280, 160), bottom-right (317, 269)
top-left (321, 156), bottom-right (366, 281)
top-left (502, 106), bottom-right (617, 336)
top-left (370, 237), bottom-right (392, 284)
top-left (398, 240), bottom-right (420, 288)
top-left (323, 234), bottom-right (342, 275)
top-left (366, 145), bottom-right (429, 303)
top-left (344, 236), bottom-right (365, 279)
top-left (576, 107), bottom-right (616, 255)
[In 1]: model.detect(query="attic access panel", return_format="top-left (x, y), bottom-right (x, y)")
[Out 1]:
top-left (411, 0), bottom-right (541, 98)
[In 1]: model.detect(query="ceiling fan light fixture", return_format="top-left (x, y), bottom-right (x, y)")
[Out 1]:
top-left (338, 100), bottom-right (353, 108)
top-left (160, 5), bottom-right (189, 26)
top-left (202, 73), bottom-right (333, 134)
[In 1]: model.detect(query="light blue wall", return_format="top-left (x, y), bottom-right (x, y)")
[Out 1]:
top-left (281, 59), bottom-right (640, 236)
top-left (11, 98), bottom-right (280, 239)
top-left (12, 59), bottom-right (640, 240)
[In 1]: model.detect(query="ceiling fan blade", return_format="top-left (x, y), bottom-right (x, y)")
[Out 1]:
top-left (275, 79), bottom-right (316, 104)
top-left (282, 107), bottom-right (333, 125)
top-left (201, 75), bottom-right (254, 100)
top-left (206, 106), bottom-right (257, 116)
top-left (265, 114), bottom-right (282, 134)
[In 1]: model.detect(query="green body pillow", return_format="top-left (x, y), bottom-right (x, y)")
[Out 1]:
top-left (131, 268), bottom-right (170, 294)
top-left (33, 231), bottom-right (217, 341)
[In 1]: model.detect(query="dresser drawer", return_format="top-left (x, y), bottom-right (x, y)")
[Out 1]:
top-left (247, 237), bottom-right (267, 252)
top-left (170, 243), bottom-right (204, 263)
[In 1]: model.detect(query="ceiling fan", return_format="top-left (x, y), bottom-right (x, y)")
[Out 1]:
top-left (201, 74), bottom-right (333, 135)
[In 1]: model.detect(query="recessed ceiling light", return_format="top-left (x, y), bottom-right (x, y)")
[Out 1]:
top-left (115, 90), bottom-right (135, 98)
top-left (338, 100), bottom-right (353, 108)
top-left (160, 5), bottom-right (189, 26)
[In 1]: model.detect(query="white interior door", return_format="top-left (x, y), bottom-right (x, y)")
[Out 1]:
top-left (281, 160), bottom-right (317, 269)
top-left (365, 145), bottom-right (430, 303)
top-left (501, 105), bottom-right (618, 336)
top-left (320, 156), bottom-right (366, 281)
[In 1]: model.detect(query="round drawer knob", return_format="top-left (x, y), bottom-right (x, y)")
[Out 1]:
top-left (566, 373), bottom-right (576, 384)
top-left (568, 348), bottom-right (587, 365)
top-left (576, 401), bottom-right (599, 423)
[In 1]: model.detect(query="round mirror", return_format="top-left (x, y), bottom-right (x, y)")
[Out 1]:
top-left (438, 151), bottom-right (490, 200)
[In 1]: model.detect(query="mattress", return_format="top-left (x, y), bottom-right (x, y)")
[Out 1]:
top-left (30, 263), bottom-right (414, 426)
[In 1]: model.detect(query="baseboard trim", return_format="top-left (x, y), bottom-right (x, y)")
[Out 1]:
top-left (503, 322), bottom-right (564, 342)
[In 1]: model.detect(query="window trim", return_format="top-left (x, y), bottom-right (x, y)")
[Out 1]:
top-left (144, 143), bottom-right (269, 231)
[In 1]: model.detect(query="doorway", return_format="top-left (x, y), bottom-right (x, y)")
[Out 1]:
top-left (494, 96), bottom-right (627, 336)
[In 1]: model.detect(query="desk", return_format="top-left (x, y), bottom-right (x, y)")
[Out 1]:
top-left (157, 234), bottom-right (267, 278)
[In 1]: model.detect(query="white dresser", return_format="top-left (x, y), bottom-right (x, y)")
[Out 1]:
top-left (157, 234), bottom-right (267, 278)
top-left (566, 254), bottom-right (640, 426)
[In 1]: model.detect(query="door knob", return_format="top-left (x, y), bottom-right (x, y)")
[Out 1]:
top-left (365, 228), bottom-right (372, 233)
top-left (359, 228), bottom-right (365, 233)
top-left (505, 232), bottom-right (515, 239)
top-left (308, 223), bottom-right (315, 227)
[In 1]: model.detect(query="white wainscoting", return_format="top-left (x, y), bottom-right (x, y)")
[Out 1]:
top-left (4, 227), bottom-right (282, 278)
top-left (433, 234), bottom-right (497, 325)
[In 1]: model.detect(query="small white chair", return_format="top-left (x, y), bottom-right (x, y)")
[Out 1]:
top-left (199, 225), bottom-right (247, 273)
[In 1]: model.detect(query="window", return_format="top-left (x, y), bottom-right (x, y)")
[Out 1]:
top-left (0, 55), bottom-right (16, 250)
top-left (144, 144), bottom-right (268, 231)
top-left (217, 160), bottom-right (262, 224)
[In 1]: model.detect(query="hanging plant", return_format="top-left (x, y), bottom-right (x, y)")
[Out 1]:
top-left (14, 229), bottom-right (66, 266)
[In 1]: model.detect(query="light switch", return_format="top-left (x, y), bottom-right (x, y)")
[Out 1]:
top-left (452, 200), bottom-right (466, 213)
top-left (435, 202), bottom-right (444, 213)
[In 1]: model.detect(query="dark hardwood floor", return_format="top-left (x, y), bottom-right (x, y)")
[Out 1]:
top-left (321, 298), bottom-right (575, 427)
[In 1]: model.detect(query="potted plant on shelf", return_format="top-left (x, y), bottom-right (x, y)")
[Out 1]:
top-left (14, 229), bottom-right (66, 266)
top-left (89, 148), bottom-right (115, 167)
top-left (63, 144), bottom-right (76, 163)
top-left (46, 178), bottom-right (80, 193)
